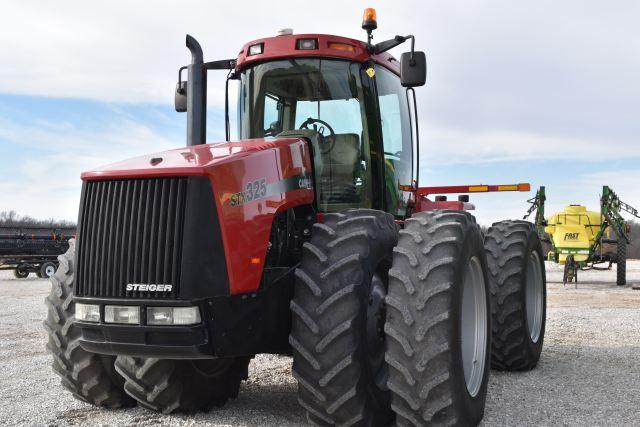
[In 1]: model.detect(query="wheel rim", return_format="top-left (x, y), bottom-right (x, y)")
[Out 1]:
top-left (365, 273), bottom-right (388, 391)
top-left (460, 256), bottom-right (487, 398)
top-left (526, 251), bottom-right (543, 343)
top-left (45, 265), bottom-right (56, 277)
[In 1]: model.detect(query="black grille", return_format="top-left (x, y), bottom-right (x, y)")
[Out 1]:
top-left (75, 178), bottom-right (187, 299)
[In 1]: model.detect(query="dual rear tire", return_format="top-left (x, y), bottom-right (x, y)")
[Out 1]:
top-left (385, 211), bottom-right (491, 426)
top-left (292, 211), bottom-right (547, 426)
top-left (484, 220), bottom-right (546, 371)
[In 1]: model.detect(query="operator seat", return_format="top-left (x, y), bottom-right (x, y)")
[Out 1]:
top-left (318, 133), bottom-right (361, 204)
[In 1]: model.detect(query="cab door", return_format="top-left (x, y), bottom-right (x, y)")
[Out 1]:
top-left (373, 65), bottom-right (415, 217)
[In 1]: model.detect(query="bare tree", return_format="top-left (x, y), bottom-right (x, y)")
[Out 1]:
top-left (0, 211), bottom-right (75, 228)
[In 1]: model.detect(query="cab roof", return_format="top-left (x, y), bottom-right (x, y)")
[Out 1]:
top-left (235, 33), bottom-right (400, 76)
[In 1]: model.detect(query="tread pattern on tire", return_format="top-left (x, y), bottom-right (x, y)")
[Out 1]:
top-left (114, 356), bottom-right (250, 414)
top-left (290, 209), bottom-right (397, 426)
top-left (617, 241), bottom-right (626, 286)
top-left (385, 210), bottom-right (484, 426)
top-left (44, 240), bottom-right (134, 408)
top-left (484, 220), bottom-right (544, 371)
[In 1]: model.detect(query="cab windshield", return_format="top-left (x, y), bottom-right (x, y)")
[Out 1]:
top-left (237, 59), bottom-right (373, 212)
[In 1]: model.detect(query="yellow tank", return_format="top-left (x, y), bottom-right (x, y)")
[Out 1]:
top-left (544, 205), bottom-right (601, 263)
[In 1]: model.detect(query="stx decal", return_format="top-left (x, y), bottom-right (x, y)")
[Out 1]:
top-left (230, 178), bottom-right (267, 207)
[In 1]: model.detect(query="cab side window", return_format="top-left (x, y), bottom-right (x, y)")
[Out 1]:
top-left (375, 66), bottom-right (413, 216)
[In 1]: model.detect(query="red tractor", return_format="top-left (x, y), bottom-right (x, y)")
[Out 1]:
top-left (45, 9), bottom-right (546, 426)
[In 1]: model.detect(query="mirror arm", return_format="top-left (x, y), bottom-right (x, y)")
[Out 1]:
top-left (407, 35), bottom-right (416, 65)
top-left (373, 34), bottom-right (415, 57)
top-left (203, 59), bottom-right (236, 70)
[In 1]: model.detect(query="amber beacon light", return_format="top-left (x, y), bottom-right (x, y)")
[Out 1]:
top-left (362, 8), bottom-right (377, 30)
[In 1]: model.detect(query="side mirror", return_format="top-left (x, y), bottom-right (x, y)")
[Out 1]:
top-left (400, 51), bottom-right (427, 87)
top-left (175, 81), bottom-right (187, 112)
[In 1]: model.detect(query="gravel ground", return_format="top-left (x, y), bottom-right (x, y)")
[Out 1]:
top-left (1, 262), bottom-right (639, 426)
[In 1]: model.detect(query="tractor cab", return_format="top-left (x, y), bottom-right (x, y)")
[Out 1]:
top-left (236, 50), bottom-right (415, 215)
top-left (176, 16), bottom-right (427, 218)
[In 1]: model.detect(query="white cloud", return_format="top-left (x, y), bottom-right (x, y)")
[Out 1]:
top-left (1, 1), bottom-right (639, 111)
top-left (418, 124), bottom-right (640, 168)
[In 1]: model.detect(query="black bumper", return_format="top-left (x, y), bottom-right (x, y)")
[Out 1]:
top-left (77, 321), bottom-right (213, 359)
top-left (74, 272), bottom-right (294, 359)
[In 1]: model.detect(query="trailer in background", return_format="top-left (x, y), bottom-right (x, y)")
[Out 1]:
top-left (0, 227), bottom-right (75, 279)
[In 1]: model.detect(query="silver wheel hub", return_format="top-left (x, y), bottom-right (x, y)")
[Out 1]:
top-left (460, 256), bottom-right (487, 398)
top-left (526, 251), bottom-right (543, 343)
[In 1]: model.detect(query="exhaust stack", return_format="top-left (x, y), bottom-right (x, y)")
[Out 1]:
top-left (185, 35), bottom-right (206, 146)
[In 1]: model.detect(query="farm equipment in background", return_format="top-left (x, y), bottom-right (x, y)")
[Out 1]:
top-left (0, 226), bottom-right (75, 278)
top-left (44, 9), bottom-right (547, 425)
top-left (525, 185), bottom-right (640, 287)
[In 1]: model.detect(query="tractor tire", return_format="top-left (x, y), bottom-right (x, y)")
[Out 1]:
top-left (617, 240), bottom-right (627, 286)
top-left (385, 210), bottom-right (491, 426)
top-left (40, 261), bottom-right (57, 279)
top-left (43, 240), bottom-right (134, 408)
top-left (290, 209), bottom-right (398, 426)
top-left (484, 220), bottom-right (546, 371)
top-left (114, 356), bottom-right (251, 413)
top-left (13, 268), bottom-right (29, 279)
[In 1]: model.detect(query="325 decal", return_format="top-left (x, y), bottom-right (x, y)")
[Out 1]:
top-left (230, 178), bottom-right (267, 207)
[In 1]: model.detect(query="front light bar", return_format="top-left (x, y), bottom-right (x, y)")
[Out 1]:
top-left (74, 303), bottom-right (201, 326)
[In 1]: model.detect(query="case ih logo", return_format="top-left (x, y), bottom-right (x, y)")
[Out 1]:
top-left (564, 232), bottom-right (580, 241)
top-left (298, 176), bottom-right (313, 189)
top-left (126, 284), bottom-right (172, 292)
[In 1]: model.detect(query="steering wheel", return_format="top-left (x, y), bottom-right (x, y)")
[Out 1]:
top-left (299, 117), bottom-right (336, 154)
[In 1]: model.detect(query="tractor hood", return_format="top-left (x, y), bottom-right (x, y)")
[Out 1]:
top-left (78, 136), bottom-right (315, 296)
top-left (81, 137), bottom-right (305, 180)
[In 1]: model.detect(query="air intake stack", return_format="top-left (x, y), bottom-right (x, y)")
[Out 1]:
top-left (185, 35), bottom-right (207, 146)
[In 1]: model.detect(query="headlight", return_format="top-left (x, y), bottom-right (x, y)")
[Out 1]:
top-left (147, 306), bottom-right (201, 325)
top-left (105, 305), bottom-right (140, 324)
top-left (75, 303), bottom-right (100, 322)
